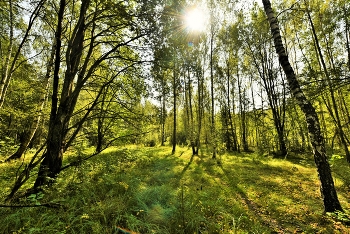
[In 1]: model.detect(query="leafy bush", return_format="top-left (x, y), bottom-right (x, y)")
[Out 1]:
top-left (0, 136), bottom-right (18, 157)
top-left (144, 139), bottom-right (156, 147)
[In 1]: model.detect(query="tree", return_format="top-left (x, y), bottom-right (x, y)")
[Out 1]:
top-left (209, 0), bottom-right (218, 158)
top-left (34, 0), bottom-right (156, 188)
top-left (304, 1), bottom-right (350, 162)
top-left (5, 41), bottom-right (55, 162)
top-left (245, 10), bottom-right (288, 156)
top-left (262, 0), bottom-right (343, 212)
top-left (152, 46), bottom-right (172, 146)
top-left (0, 0), bottom-right (46, 109)
top-left (217, 22), bottom-right (240, 152)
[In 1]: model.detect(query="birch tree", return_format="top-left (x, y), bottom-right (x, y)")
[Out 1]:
top-left (262, 0), bottom-right (343, 212)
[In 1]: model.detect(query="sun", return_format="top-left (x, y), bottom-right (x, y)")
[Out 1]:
top-left (184, 8), bottom-right (207, 32)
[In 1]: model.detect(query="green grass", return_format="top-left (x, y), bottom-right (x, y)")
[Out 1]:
top-left (0, 146), bottom-right (349, 233)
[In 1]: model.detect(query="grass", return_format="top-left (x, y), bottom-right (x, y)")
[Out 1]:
top-left (0, 145), bottom-right (350, 233)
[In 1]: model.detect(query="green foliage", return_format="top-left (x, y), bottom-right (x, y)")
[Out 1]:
top-left (326, 211), bottom-right (350, 224)
top-left (144, 139), bottom-right (156, 147)
top-left (27, 192), bottom-right (44, 205)
top-left (330, 154), bottom-right (344, 165)
top-left (0, 137), bottom-right (17, 156)
top-left (1, 146), bottom-right (349, 233)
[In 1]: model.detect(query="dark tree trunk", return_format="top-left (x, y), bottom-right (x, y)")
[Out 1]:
top-left (223, 108), bottom-right (232, 151)
top-left (237, 66), bottom-right (248, 152)
top-left (34, 0), bottom-right (90, 188)
top-left (193, 66), bottom-right (203, 155)
top-left (95, 89), bottom-right (107, 153)
top-left (229, 110), bottom-right (238, 152)
top-left (210, 49), bottom-right (216, 158)
top-left (187, 66), bottom-right (197, 155)
top-left (172, 62), bottom-right (177, 154)
top-left (229, 76), bottom-right (238, 152)
top-left (262, 0), bottom-right (343, 212)
top-left (209, 6), bottom-right (216, 159)
top-left (161, 92), bottom-right (166, 146)
top-left (225, 63), bottom-right (236, 151)
top-left (34, 121), bottom-right (64, 188)
top-left (345, 6), bottom-right (350, 70)
top-left (271, 107), bottom-right (287, 156)
top-left (96, 125), bottom-right (103, 153)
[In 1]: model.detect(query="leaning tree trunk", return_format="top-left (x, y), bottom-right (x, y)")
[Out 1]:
top-left (262, 0), bottom-right (343, 212)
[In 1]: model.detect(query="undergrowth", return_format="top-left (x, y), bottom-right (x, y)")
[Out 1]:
top-left (0, 146), bottom-right (349, 233)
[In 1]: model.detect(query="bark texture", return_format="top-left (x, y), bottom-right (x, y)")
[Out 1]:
top-left (262, 0), bottom-right (343, 212)
top-left (34, 0), bottom-right (69, 188)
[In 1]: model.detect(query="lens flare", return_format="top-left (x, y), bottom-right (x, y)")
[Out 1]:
top-left (184, 8), bottom-right (207, 32)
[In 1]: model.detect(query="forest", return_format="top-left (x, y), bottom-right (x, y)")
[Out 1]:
top-left (0, 0), bottom-right (350, 233)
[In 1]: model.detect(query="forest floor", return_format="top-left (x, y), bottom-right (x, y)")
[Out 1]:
top-left (1, 145), bottom-right (350, 233)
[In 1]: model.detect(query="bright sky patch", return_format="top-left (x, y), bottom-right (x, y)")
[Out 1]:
top-left (184, 8), bottom-right (207, 32)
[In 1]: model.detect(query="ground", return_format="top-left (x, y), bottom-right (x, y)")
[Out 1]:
top-left (0, 145), bottom-right (349, 233)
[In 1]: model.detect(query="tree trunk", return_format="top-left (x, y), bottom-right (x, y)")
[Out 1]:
top-left (262, 0), bottom-right (343, 212)
top-left (345, 6), bottom-right (350, 70)
top-left (293, 104), bottom-right (307, 151)
top-left (210, 27), bottom-right (217, 159)
top-left (237, 66), bottom-right (248, 151)
top-left (34, 120), bottom-right (64, 188)
top-left (187, 66), bottom-right (196, 155)
top-left (96, 88), bottom-right (107, 153)
top-left (229, 74), bottom-right (238, 152)
top-left (194, 66), bottom-right (203, 155)
top-left (172, 61), bottom-right (177, 154)
top-left (34, 0), bottom-right (77, 188)
top-left (161, 86), bottom-right (166, 146)
top-left (184, 67), bottom-right (190, 141)
top-left (226, 62), bottom-right (236, 151)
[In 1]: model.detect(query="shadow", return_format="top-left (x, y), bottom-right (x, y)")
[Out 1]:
top-left (18, 146), bottom-right (341, 233)
top-left (179, 154), bottom-right (194, 178)
top-left (216, 162), bottom-right (285, 232)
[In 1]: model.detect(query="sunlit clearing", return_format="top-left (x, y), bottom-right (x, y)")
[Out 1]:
top-left (184, 8), bottom-right (207, 32)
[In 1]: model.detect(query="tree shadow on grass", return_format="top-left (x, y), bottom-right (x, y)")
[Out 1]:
top-left (215, 162), bottom-right (287, 233)
top-left (213, 155), bottom-right (344, 233)
top-left (179, 154), bottom-right (194, 178)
